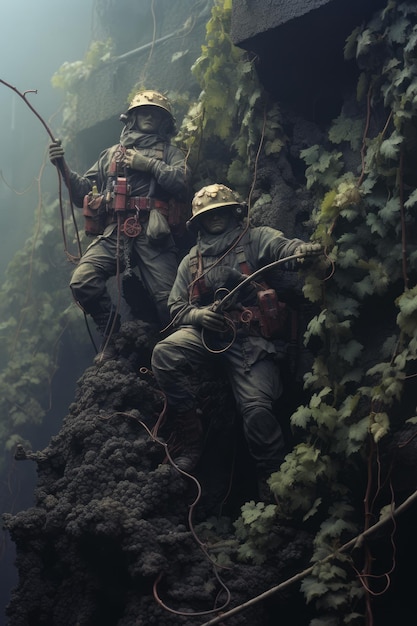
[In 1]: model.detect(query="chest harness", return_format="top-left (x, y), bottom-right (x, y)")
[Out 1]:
top-left (189, 243), bottom-right (289, 340)
top-left (82, 143), bottom-right (188, 238)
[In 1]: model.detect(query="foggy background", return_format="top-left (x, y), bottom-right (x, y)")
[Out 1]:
top-left (0, 0), bottom-right (95, 275)
top-left (1, 0), bottom-right (94, 618)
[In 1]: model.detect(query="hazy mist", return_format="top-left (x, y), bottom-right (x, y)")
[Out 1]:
top-left (0, 0), bottom-right (94, 276)
top-left (1, 0), bottom-right (94, 618)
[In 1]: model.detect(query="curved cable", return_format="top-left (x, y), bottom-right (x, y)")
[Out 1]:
top-left (0, 79), bottom-right (83, 261)
top-left (99, 401), bottom-right (233, 618)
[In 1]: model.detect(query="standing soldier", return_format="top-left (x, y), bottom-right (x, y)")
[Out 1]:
top-left (151, 183), bottom-right (321, 497)
top-left (49, 89), bottom-right (191, 360)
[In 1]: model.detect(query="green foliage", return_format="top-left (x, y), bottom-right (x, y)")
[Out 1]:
top-left (285, 2), bottom-right (417, 620)
top-left (233, 501), bottom-right (280, 564)
top-left (396, 285), bottom-right (417, 334)
top-left (0, 198), bottom-right (84, 470)
top-left (175, 0), bottom-right (286, 195)
top-left (51, 39), bottom-right (114, 92)
top-left (268, 443), bottom-right (335, 521)
top-left (301, 145), bottom-right (344, 191)
top-left (301, 502), bottom-right (364, 623)
top-left (234, 3), bottom-right (417, 622)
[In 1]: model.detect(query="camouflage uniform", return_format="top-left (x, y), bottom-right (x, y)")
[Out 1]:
top-left (52, 91), bottom-right (190, 335)
top-left (68, 139), bottom-right (189, 331)
top-left (151, 184), bottom-right (306, 476)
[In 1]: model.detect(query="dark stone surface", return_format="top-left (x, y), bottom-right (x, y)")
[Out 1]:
top-left (231, 0), bottom-right (332, 43)
top-left (231, 0), bottom-right (389, 114)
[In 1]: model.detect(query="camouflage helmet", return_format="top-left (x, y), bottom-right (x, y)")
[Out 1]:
top-left (127, 90), bottom-right (173, 116)
top-left (120, 89), bottom-right (177, 136)
top-left (190, 184), bottom-right (243, 223)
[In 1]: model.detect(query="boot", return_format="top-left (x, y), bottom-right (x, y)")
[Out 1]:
top-left (170, 409), bottom-right (203, 472)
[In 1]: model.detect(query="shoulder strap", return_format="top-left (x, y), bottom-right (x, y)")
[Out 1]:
top-left (189, 246), bottom-right (209, 303)
top-left (234, 244), bottom-right (252, 275)
top-left (235, 240), bottom-right (273, 290)
top-left (109, 144), bottom-right (126, 177)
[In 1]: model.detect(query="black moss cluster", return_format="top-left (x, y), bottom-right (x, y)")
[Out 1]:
top-left (3, 320), bottom-right (313, 625)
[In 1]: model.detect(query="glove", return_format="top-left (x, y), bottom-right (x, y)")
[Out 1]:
top-left (49, 140), bottom-right (65, 164)
top-left (183, 307), bottom-right (226, 332)
top-left (295, 242), bottom-right (323, 263)
top-left (123, 149), bottom-right (153, 172)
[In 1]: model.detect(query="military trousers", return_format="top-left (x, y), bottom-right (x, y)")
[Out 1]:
top-left (151, 326), bottom-right (287, 473)
top-left (70, 223), bottom-right (178, 328)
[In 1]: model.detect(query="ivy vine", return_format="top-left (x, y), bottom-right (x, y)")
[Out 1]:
top-left (175, 0), bottom-right (286, 196)
top-left (248, 2), bottom-right (417, 622)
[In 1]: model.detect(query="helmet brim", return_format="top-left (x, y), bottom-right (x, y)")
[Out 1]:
top-left (189, 202), bottom-right (241, 223)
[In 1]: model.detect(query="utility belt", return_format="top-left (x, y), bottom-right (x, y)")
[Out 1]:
top-left (225, 289), bottom-right (288, 339)
top-left (82, 191), bottom-right (188, 237)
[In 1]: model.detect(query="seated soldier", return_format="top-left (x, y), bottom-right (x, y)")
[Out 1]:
top-left (151, 183), bottom-right (321, 496)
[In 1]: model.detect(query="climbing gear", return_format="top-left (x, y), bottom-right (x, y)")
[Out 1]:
top-left (169, 409), bottom-right (203, 472)
top-left (257, 288), bottom-right (288, 339)
top-left (188, 184), bottom-right (244, 226)
top-left (189, 243), bottom-right (289, 339)
top-left (223, 295), bottom-right (288, 340)
top-left (82, 143), bottom-right (188, 237)
top-left (122, 215), bottom-right (142, 238)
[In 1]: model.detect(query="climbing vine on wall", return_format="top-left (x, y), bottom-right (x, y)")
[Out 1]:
top-left (51, 38), bottom-right (114, 130)
top-left (0, 195), bottom-right (84, 471)
top-left (232, 3), bottom-right (417, 624)
top-left (175, 0), bottom-right (285, 196)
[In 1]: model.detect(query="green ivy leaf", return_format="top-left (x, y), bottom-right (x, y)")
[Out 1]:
top-left (339, 340), bottom-right (363, 365)
top-left (404, 188), bottom-right (417, 209)
top-left (369, 412), bottom-right (390, 442)
top-left (379, 132), bottom-right (403, 159)
top-left (291, 405), bottom-right (313, 429)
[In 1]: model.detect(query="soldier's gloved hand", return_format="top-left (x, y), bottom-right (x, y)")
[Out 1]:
top-left (49, 140), bottom-right (65, 164)
top-left (185, 307), bottom-right (226, 332)
top-left (124, 149), bottom-right (153, 172)
top-left (295, 242), bottom-right (323, 263)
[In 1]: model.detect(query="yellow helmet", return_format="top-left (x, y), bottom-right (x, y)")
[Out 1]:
top-left (190, 184), bottom-right (243, 223)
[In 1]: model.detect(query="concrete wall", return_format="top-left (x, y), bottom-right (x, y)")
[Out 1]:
top-left (230, 0), bottom-right (388, 116)
top-left (230, 0), bottom-right (331, 44)
top-left (70, 0), bottom-right (213, 169)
